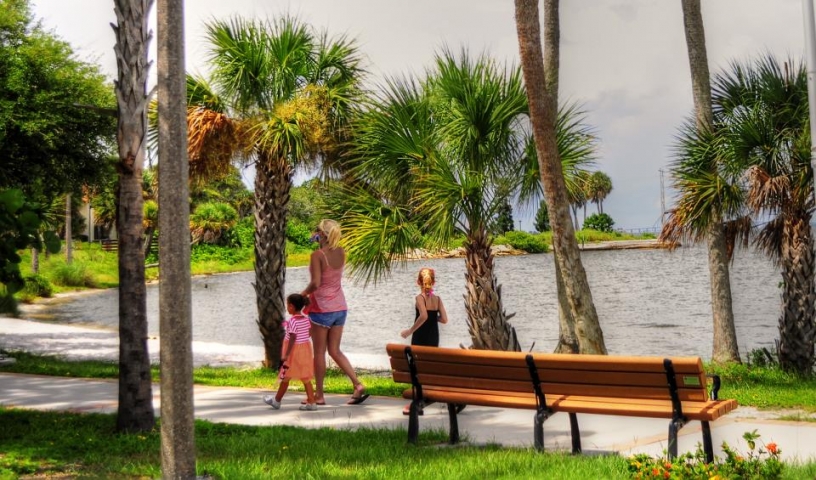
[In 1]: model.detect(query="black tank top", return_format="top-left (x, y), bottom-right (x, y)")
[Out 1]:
top-left (411, 295), bottom-right (439, 347)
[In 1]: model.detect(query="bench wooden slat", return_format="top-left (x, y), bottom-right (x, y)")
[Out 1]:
top-left (388, 343), bottom-right (704, 374)
top-left (390, 358), bottom-right (533, 382)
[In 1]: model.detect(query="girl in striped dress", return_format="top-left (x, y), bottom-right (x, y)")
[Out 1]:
top-left (263, 294), bottom-right (317, 410)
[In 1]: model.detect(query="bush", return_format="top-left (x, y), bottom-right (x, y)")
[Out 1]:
top-left (628, 431), bottom-right (783, 479)
top-left (49, 263), bottom-right (96, 288)
top-left (223, 217), bottom-right (254, 249)
top-left (583, 213), bottom-right (615, 233)
top-left (190, 244), bottom-right (252, 265)
top-left (22, 274), bottom-right (53, 299)
top-left (286, 220), bottom-right (315, 249)
top-left (494, 231), bottom-right (549, 253)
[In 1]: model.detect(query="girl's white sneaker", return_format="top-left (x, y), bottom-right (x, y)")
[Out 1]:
top-left (263, 395), bottom-right (281, 409)
top-left (299, 403), bottom-right (318, 411)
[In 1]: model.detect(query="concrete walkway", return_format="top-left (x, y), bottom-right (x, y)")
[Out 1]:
top-left (2, 315), bottom-right (816, 463)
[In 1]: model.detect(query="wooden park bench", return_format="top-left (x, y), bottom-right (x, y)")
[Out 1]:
top-left (386, 343), bottom-right (738, 462)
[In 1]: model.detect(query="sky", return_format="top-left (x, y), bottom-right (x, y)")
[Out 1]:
top-left (30, 0), bottom-right (806, 231)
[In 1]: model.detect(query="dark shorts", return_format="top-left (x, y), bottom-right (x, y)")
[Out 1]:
top-left (309, 310), bottom-right (347, 328)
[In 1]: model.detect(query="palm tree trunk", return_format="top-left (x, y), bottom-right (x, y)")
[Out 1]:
top-left (707, 220), bottom-right (740, 363)
top-left (514, 0), bottom-right (606, 354)
top-left (254, 155), bottom-right (290, 368)
top-left (65, 194), bottom-right (72, 264)
top-left (778, 216), bottom-right (816, 373)
top-left (463, 225), bottom-right (520, 351)
top-left (112, 0), bottom-right (155, 433)
top-left (156, 0), bottom-right (196, 474)
top-left (31, 248), bottom-right (39, 274)
top-left (553, 253), bottom-right (579, 353)
top-left (682, 0), bottom-right (740, 363)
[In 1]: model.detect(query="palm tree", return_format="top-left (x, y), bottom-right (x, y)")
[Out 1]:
top-left (111, 0), bottom-right (155, 433)
top-left (679, 0), bottom-right (740, 365)
top-left (712, 56), bottom-right (814, 374)
top-left (586, 171), bottom-right (613, 214)
top-left (514, 0), bottom-right (607, 354)
top-left (338, 50), bottom-right (524, 351)
top-left (185, 16), bottom-right (362, 367)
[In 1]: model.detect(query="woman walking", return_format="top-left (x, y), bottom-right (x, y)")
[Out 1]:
top-left (301, 219), bottom-right (368, 405)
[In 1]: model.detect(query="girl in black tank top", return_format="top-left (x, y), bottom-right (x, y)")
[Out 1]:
top-left (400, 268), bottom-right (448, 345)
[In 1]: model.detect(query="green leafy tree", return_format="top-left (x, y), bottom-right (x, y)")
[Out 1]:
top-left (534, 199), bottom-right (550, 232)
top-left (492, 200), bottom-right (515, 235)
top-left (0, 189), bottom-right (60, 313)
top-left (0, 0), bottom-right (116, 201)
top-left (583, 213), bottom-right (614, 232)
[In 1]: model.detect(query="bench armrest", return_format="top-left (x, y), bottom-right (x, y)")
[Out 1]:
top-left (706, 374), bottom-right (721, 400)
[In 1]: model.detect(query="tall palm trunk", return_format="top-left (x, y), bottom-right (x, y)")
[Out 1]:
top-left (31, 248), bottom-right (39, 274)
top-left (463, 225), bottom-right (520, 351)
top-left (515, 0), bottom-right (606, 354)
top-left (681, 0), bottom-right (740, 363)
top-left (65, 194), bottom-right (72, 264)
top-left (778, 215), bottom-right (816, 372)
top-left (112, 0), bottom-right (155, 433)
top-left (253, 155), bottom-right (291, 367)
top-left (553, 254), bottom-right (579, 353)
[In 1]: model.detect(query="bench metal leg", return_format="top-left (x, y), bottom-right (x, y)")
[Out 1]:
top-left (446, 403), bottom-right (460, 445)
top-left (407, 401), bottom-right (421, 444)
top-left (533, 409), bottom-right (548, 451)
top-left (569, 413), bottom-right (582, 454)
top-left (701, 421), bottom-right (713, 463)
top-left (667, 418), bottom-right (687, 460)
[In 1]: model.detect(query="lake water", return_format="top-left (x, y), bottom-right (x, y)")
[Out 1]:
top-left (34, 245), bottom-right (782, 361)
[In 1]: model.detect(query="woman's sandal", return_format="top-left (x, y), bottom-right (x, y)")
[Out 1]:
top-left (347, 385), bottom-right (370, 405)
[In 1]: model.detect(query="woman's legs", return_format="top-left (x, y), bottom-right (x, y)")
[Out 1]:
top-left (326, 325), bottom-right (365, 395)
top-left (311, 324), bottom-right (329, 402)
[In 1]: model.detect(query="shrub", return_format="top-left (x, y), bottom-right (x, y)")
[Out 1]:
top-left (628, 431), bottom-right (783, 479)
top-left (286, 220), bottom-right (315, 249)
top-left (223, 217), bottom-right (254, 249)
top-left (190, 244), bottom-right (252, 265)
top-left (22, 274), bottom-right (53, 299)
top-left (190, 202), bottom-right (239, 245)
top-left (583, 213), bottom-right (615, 232)
top-left (495, 231), bottom-right (549, 253)
top-left (49, 263), bottom-right (96, 288)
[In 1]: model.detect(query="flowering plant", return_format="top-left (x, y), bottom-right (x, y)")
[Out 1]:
top-left (628, 430), bottom-right (783, 479)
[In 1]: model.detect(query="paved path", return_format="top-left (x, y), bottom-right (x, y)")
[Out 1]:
top-left (3, 316), bottom-right (816, 462)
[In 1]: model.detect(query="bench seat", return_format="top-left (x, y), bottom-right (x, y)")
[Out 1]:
top-left (402, 386), bottom-right (737, 421)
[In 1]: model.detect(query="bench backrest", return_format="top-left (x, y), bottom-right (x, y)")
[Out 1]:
top-left (386, 343), bottom-right (710, 403)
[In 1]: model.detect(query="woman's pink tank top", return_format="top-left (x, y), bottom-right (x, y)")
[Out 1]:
top-left (311, 251), bottom-right (347, 313)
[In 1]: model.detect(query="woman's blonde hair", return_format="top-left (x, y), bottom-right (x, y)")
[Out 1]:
top-left (417, 267), bottom-right (435, 295)
top-left (317, 219), bottom-right (342, 249)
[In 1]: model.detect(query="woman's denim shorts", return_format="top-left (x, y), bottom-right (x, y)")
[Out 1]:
top-left (309, 310), bottom-right (347, 328)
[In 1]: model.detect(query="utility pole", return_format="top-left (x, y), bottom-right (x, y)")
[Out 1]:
top-left (659, 168), bottom-right (666, 228)
top-left (803, 0), bottom-right (816, 197)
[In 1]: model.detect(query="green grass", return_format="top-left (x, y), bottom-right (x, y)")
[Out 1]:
top-left (708, 362), bottom-right (816, 412)
top-left (0, 408), bottom-right (642, 479)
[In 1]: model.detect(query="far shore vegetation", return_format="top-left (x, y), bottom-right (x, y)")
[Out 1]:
top-left (11, 226), bottom-right (654, 305)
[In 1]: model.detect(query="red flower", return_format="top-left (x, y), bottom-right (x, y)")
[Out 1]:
top-left (767, 442), bottom-right (778, 454)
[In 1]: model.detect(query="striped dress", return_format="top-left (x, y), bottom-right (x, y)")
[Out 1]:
top-left (280, 314), bottom-right (314, 381)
